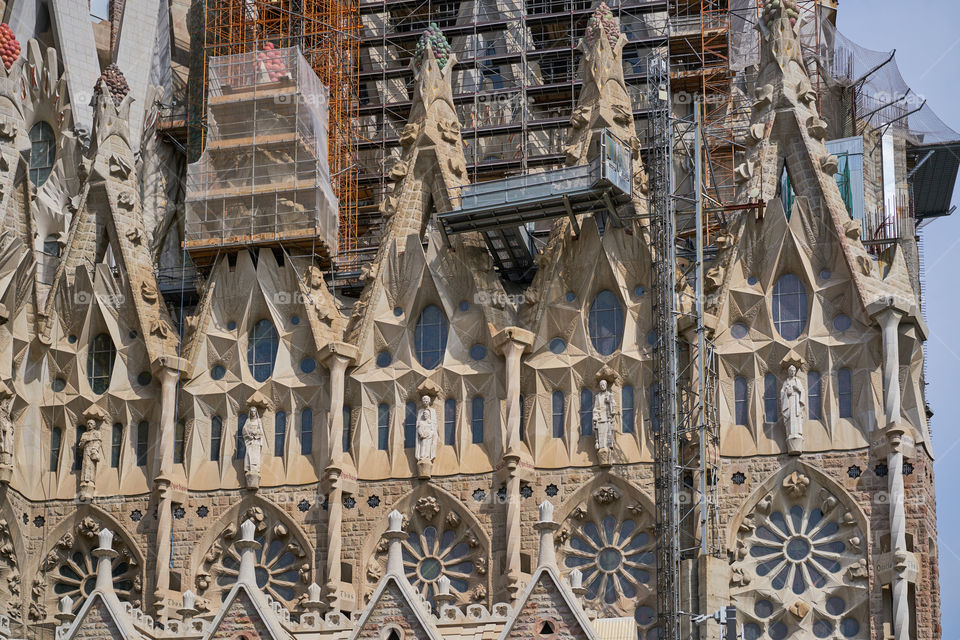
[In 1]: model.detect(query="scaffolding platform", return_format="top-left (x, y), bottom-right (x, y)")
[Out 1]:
top-left (438, 131), bottom-right (633, 280)
top-left (184, 47), bottom-right (339, 263)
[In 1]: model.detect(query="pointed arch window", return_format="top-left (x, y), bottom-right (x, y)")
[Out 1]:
top-left (111, 423), bottom-right (123, 468)
top-left (236, 413), bottom-right (247, 459)
top-left (552, 390), bottom-right (565, 438)
top-left (414, 305), bottom-right (448, 369)
top-left (247, 319), bottom-right (279, 383)
top-left (838, 368), bottom-right (853, 418)
top-left (300, 409), bottom-right (313, 455)
top-left (29, 121), bottom-right (56, 186)
top-left (210, 416), bottom-right (222, 461)
top-left (377, 403), bottom-right (390, 450)
top-left (734, 376), bottom-right (748, 425)
top-left (275, 411), bottom-right (287, 455)
top-left (87, 333), bottom-right (116, 394)
top-left (622, 385), bottom-right (635, 433)
top-left (588, 290), bottom-right (625, 355)
top-left (50, 427), bottom-right (62, 471)
top-left (404, 401), bottom-right (417, 448)
top-left (778, 163), bottom-right (795, 217)
top-left (764, 374), bottom-right (779, 423)
top-left (772, 274), bottom-right (808, 341)
top-left (471, 396), bottom-right (484, 444)
top-left (444, 398), bottom-right (456, 446)
top-left (579, 389), bottom-right (594, 436)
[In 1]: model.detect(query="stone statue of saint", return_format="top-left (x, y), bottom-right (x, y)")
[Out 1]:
top-left (415, 396), bottom-right (438, 462)
top-left (0, 395), bottom-right (13, 466)
top-left (593, 379), bottom-right (619, 451)
top-left (78, 419), bottom-right (103, 497)
top-left (243, 407), bottom-right (266, 486)
top-left (780, 365), bottom-right (805, 455)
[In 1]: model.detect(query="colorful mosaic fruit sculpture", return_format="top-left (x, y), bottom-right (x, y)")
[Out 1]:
top-left (584, 2), bottom-right (620, 50)
top-left (259, 42), bottom-right (288, 82)
top-left (0, 23), bottom-right (20, 70)
top-left (415, 23), bottom-right (452, 70)
top-left (93, 63), bottom-right (130, 106)
top-left (761, 0), bottom-right (799, 28)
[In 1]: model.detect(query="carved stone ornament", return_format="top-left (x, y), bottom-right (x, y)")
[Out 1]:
top-left (782, 471), bottom-right (810, 498)
top-left (414, 496), bottom-right (440, 521)
top-left (592, 486), bottom-right (620, 505)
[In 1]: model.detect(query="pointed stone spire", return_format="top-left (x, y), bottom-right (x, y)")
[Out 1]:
top-left (534, 501), bottom-right (561, 569)
top-left (236, 519), bottom-right (261, 586)
top-left (55, 595), bottom-right (75, 625)
top-left (385, 510), bottom-right (406, 576)
top-left (93, 528), bottom-right (118, 593)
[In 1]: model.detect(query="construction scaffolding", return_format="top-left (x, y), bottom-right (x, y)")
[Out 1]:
top-left (184, 47), bottom-right (340, 264)
top-left (356, 0), bottom-right (670, 268)
top-left (191, 0), bottom-right (360, 269)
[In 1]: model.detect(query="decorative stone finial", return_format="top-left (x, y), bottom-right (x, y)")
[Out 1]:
top-left (92, 63), bottom-right (130, 107)
top-left (178, 590), bottom-right (198, 620)
top-left (570, 568), bottom-right (587, 597)
top-left (308, 582), bottom-right (322, 602)
top-left (93, 528), bottom-right (118, 593)
top-left (437, 575), bottom-right (450, 595)
top-left (387, 509), bottom-right (404, 532)
top-left (435, 574), bottom-right (456, 608)
top-left (584, 3), bottom-right (619, 50)
top-left (236, 519), bottom-right (261, 586)
top-left (760, 0), bottom-right (799, 30)
top-left (385, 510), bottom-right (406, 576)
top-left (55, 595), bottom-right (75, 624)
top-left (302, 581), bottom-right (324, 614)
top-left (534, 501), bottom-right (561, 569)
top-left (414, 24), bottom-right (451, 70)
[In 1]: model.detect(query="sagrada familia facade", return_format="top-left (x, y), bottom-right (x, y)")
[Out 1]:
top-left (0, 0), bottom-right (942, 639)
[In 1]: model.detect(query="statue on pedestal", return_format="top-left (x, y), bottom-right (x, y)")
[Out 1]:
top-left (0, 394), bottom-right (13, 483)
top-left (78, 419), bottom-right (103, 501)
top-left (243, 406), bottom-right (266, 489)
top-left (415, 395), bottom-right (438, 477)
top-left (780, 365), bottom-right (805, 455)
top-left (593, 379), bottom-right (619, 466)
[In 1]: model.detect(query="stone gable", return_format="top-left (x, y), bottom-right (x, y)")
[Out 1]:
top-left (71, 597), bottom-right (128, 640)
top-left (353, 579), bottom-right (436, 640)
top-left (500, 572), bottom-right (592, 640)
top-left (208, 589), bottom-right (278, 640)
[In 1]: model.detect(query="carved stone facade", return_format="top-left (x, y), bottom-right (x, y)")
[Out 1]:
top-left (0, 2), bottom-right (946, 640)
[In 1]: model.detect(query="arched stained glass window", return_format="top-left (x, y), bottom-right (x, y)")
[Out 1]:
top-left (734, 376), bottom-right (748, 426)
top-left (622, 385), bottom-right (634, 433)
top-left (87, 333), bottom-right (116, 395)
top-left (29, 121), bottom-right (56, 186)
top-left (210, 416), bottom-right (222, 461)
top-left (838, 368), bottom-right (852, 418)
top-left (247, 319), bottom-right (279, 382)
top-left (580, 389), bottom-right (594, 436)
top-left (377, 403), bottom-right (390, 450)
top-left (404, 401), bottom-right (417, 449)
top-left (275, 411), bottom-right (287, 455)
top-left (414, 305), bottom-right (448, 369)
top-left (588, 290), bottom-right (625, 355)
top-left (772, 274), bottom-right (808, 341)
top-left (236, 413), bottom-right (247, 460)
top-left (552, 390), bottom-right (565, 438)
top-left (444, 398), bottom-right (456, 446)
top-left (471, 396), bottom-right (484, 444)
top-left (764, 374), bottom-right (778, 423)
top-left (136, 421), bottom-right (148, 466)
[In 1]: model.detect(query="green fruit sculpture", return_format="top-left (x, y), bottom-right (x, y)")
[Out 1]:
top-left (414, 23), bottom-right (452, 70)
top-left (584, 2), bottom-right (620, 50)
top-left (760, 0), bottom-right (799, 29)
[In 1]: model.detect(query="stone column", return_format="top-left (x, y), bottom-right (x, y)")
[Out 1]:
top-left (885, 427), bottom-right (909, 640)
top-left (871, 303), bottom-right (908, 640)
top-left (317, 343), bottom-right (357, 613)
top-left (493, 327), bottom-right (534, 601)
top-left (534, 501), bottom-right (560, 569)
top-left (93, 529), bottom-right (118, 593)
top-left (151, 355), bottom-right (188, 625)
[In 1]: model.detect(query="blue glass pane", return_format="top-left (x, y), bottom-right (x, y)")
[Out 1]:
top-left (274, 411), bottom-right (286, 454)
top-left (404, 402), bottom-right (417, 448)
top-left (731, 323), bottom-right (749, 339)
top-left (588, 290), bottom-right (624, 355)
top-left (772, 274), bottom-right (808, 340)
top-left (377, 404), bottom-right (390, 450)
top-left (580, 389), bottom-right (594, 436)
top-left (552, 390), bottom-right (565, 438)
top-left (470, 344), bottom-right (486, 360)
top-left (444, 398), bottom-right (456, 445)
top-left (211, 365), bottom-right (226, 380)
top-left (342, 406), bottom-right (351, 452)
top-left (376, 351), bottom-right (392, 367)
top-left (549, 337), bottom-right (566, 354)
top-left (300, 409), bottom-right (313, 455)
top-left (834, 314), bottom-right (852, 331)
top-left (247, 319), bottom-right (278, 383)
top-left (471, 397), bottom-right (484, 444)
top-left (300, 357), bottom-right (316, 374)
top-left (622, 385), bottom-right (634, 433)
top-left (414, 305), bottom-right (448, 369)
top-left (764, 374), bottom-right (778, 422)
top-left (735, 376), bottom-right (748, 425)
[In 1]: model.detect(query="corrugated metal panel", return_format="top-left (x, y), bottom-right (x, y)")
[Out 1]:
top-left (593, 616), bottom-right (637, 640)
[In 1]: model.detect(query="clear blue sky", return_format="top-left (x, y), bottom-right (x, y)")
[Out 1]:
top-left (837, 1), bottom-right (960, 636)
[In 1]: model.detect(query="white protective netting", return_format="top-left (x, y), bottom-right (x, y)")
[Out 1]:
top-left (185, 46), bottom-right (339, 254)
